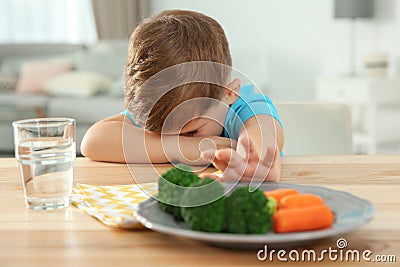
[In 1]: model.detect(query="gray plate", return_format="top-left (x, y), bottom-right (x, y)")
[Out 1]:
top-left (135, 182), bottom-right (374, 249)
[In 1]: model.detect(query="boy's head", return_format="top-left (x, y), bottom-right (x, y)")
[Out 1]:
top-left (124, 10), bottom-right (234, 133)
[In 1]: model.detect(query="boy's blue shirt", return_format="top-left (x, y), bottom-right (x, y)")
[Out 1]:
top-left (121, 109), bottom-right (140, 127)
top-left (223, 84), bottom-right (282, 140)
top-left (121, 84), bottom-right (282, 140)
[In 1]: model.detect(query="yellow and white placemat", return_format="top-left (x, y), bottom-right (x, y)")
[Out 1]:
top-left (71, 183), bottom-right (158, 229)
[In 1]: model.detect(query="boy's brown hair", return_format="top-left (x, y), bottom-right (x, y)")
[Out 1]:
top-left (124, 9), bottom-right (232, 132)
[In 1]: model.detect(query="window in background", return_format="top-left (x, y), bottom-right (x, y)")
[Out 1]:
top-left (0, 0), bottom-right (97, 44)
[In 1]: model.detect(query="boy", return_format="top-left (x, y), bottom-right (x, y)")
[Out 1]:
top-left (81, 10), bottom-right (284, 181)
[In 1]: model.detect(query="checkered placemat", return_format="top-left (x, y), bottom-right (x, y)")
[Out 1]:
top-left (71, 183), bottom-right (158, 229)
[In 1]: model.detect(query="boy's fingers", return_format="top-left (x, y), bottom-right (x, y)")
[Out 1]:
top-left (215, 148), bottom-right (244, 166)
top-left (246, 137), bottom-right (259, 162)
top-left (212, 159), bottom-right (228, 172)
top-left (239, 136), bottom-right (258, 163)
top-left (202, 149), bottom-right (229, 171)
top-left (266, 168), bottom-right (280, 182)
top-left (238, 136), bottom-right (250, 160)
top-left (262, 145), bottom-right (276, 168)
top-left (199, 173), bottom-right (220, 180)
top-left (201, 149), bottom-right (216, 162)
top-left (215, 149), bottom-right (248, 180)
top-left (266, 148), bottom-right (281, 182)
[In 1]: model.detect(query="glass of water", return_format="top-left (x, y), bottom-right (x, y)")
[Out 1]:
top-left (12, 118), bottom-right (76, 210)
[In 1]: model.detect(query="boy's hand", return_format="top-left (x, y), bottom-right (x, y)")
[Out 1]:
top-left (201, 136), bottom-right (281, 182)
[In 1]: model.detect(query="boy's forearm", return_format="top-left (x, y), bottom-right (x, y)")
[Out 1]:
top-left (164, 136), bottom-right (235, 165)
top-left (102, 125), bottom-right (198, 164)
top-left (81, 120), bottom-right (170, 163)
top-left (145, 134), bottom-right (208, 165)
top-left (81, 119), bottom-right (218, 164)
top-left (163, 136), bottom-right (207, 165)
top-left (238, 115), bottom-right (284, 159)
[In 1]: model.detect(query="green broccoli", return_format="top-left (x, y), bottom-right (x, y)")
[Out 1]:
top-left (158, 165), bottom-right (274, 234)
top-left (180, 177), bottom-right (225, 232)
top-left (158, 164), bottom-right (200, 220)
top-left (224, 186), bottom-right (272, 234)
top-left (266, 195), bottom-right (278, 215)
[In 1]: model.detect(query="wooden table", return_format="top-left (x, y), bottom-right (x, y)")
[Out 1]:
top-left (0, 156), bottom-right (399, 266)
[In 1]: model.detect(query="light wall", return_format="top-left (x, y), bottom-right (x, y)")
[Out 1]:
top-left (148, 0), bottom-right (400, 101)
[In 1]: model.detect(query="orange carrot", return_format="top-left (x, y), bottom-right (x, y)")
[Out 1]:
top-left (263, 189), bottom-right (299, 202)
top-left (279, 193), bottom-right (324, 209)
top-left (273, 204), bottom-right (334, 233)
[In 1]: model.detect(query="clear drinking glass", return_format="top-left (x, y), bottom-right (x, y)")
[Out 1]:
top-left (12, 118), bottom-right (76, 210)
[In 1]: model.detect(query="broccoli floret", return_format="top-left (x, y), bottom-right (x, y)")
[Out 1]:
top-left (158, 164), bottom-right (200, 220)
top-left (180, 177), bottom-right (225, 232)
top-left (158, 165), bottom-right (273, 234)
top-left (266, 196), bottom-right (278, 215)
top-left (225, 186), bottom-right (272, 234)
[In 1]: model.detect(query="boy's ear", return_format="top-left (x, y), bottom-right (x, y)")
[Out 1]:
top-left (224, 78), bottom-right (241, 104)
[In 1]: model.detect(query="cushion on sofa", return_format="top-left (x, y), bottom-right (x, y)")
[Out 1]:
top-left (74, 40), bottom-right (127, 80)
top-left (43, 70), bottom-right (111, 97)
top-left (16, 60), bottom-right (72, 95)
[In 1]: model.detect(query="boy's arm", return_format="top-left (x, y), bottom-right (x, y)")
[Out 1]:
top-left (238, 114), bottom-right (283, 157)
top-left (238, 114), bottom-right (283, 181)
top-left (201, 114), bottom-right (284, 181)
top-left (81, 114), bottom-right (168, 163)
top-left (81, 114), bottom-right (234, 164)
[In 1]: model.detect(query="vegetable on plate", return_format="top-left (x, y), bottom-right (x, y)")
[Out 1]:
top-left (273, 204), bottom-right (334, 233)
top-left (225, 186), bottom-right (273, 234)
top-left (157, 165), bottom-right (334, 235)
top-left (158, 164), bottom-right (200, 220)
top-left (279, 193), bottom-right (324, 209)
top-left (158, 165), bottom-right (275, 234)
top-left (180, 177), bottom-right (225, 232)
top-left (263, 188), bottom-right (299, 202)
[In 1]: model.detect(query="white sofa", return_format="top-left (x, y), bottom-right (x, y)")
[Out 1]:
top-left (0, 40), bottom-right (128, 154)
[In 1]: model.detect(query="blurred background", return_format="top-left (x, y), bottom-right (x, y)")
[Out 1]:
top-left (1, 0), bottom-right (399, 156)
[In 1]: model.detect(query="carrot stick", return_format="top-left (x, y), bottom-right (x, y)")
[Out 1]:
top-left (263, 188), bottom-right (299, 202)
top-left (273, 204), bottom-right (334, 233)
top-left (279, 193), bottom-right (324, 209)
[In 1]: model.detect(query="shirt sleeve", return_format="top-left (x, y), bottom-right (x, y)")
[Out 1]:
top-left (120, 110), bottom-right (141, 127)
top-left (223, 84), bottom-right (283, 140)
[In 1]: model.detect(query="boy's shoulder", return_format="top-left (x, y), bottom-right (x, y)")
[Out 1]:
top-left (239, 84), bottom-right (256, 95)
top-left (235, 84), bottom-right (271, 106)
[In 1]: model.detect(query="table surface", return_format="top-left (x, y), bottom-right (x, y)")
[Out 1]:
top-left (0, 155), bottom-right (399, 267)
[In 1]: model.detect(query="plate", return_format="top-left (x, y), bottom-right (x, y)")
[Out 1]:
top-left (135, 182), bottom-right (374, 249)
